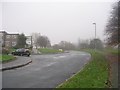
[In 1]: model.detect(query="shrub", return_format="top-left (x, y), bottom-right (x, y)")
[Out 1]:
top-left (2, 48), bottom-right (10, 55)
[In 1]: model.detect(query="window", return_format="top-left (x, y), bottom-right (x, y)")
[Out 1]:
top-left (12, 42), bottom-right (17, 46)
top-left (6, 35), bottom-right (11, 39)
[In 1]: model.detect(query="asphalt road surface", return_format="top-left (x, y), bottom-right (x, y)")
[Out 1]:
top-left (2, 51), bottom-right (91, 88)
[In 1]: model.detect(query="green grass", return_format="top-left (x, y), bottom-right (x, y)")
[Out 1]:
top-left (38, 48), bottom-right (64, 54)
top-left (0, 54), bottom-right (16, 63)
top-left (104, 48), bottom-right (120, 55)
top-left (57, 49), bottom-right (109, 88)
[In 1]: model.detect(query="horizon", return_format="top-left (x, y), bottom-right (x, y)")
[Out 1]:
top-left (0, 0), bottom-right (116, 44)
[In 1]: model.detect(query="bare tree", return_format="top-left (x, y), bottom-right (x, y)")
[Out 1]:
top-left (58, 41), bottom-right (75, 50)
top-left (36, 35), bottom-right (51, 48)
top-left (31, 32), bottom-right (41, 49)
top-left (105, 2), bottom-right (119, 46)
top-left (78, 39), bottom-right (89, 49)
top-left (52, 44), bottom-right (60, 49)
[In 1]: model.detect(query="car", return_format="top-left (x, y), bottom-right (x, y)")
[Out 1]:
top-left (11, 48), bottom-right (30, 57)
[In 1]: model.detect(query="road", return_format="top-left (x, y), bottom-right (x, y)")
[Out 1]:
top-left (2, 51), bottom-right (91, 88)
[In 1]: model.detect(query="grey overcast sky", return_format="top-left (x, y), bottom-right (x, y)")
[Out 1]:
top-left (0, 0), bottom-right (116, 44)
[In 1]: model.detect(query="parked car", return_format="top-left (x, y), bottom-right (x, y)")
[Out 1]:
top-left (11, 48), bottom-right (30, 57)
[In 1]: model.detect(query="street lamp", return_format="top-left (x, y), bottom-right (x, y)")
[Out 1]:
top-left (93, 23), bottom-right (96, 50)
top-left (93, 23), bottom-right (96, 39)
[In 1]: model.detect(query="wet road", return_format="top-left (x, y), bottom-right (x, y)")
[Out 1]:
top-left (2, 51), bottom-right (91, 88)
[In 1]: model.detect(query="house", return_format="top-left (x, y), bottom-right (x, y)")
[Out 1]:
top-left (0, 31), bottom-right (19, 48)
top-left (0, 30), bottom-right (34, 48)
top-left (5, 33), bottom-right (19, 47)
top-left (0, 31), bottom-right (7, 47)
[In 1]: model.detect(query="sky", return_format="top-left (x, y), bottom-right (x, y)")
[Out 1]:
top-left (0, 0), bottom-right (117, 45)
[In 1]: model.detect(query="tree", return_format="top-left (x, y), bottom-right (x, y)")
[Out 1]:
top-left (52, 44), bottom-right (60, 49)
top-left (36, 35), bottom-right (51, 48)
top-left (31, 32), bottom-right (41, 49)
top-left (89, 38), bottom-right (104, 50)
top-left (16, 33), bottom-right (27, 48)
top-left (105, 2), bottom-right (120, 45)
top-left (78, 39), bottom-right (89, 49)
top-left (58, 41), bottom-right (75, 50)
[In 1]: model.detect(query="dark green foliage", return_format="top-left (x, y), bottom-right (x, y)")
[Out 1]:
top-left (16, 33), bottom-right (27, 48)
top-left (89, 38), bottom-right (104, 50)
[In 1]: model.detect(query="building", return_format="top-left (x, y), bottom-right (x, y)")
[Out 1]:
top-left (5, 33), bottom-right (19, 47)
top-left (0, 31), bottom-right (19, 48)
top-left (0, 31), bottom-right (7, 47)
top-left (26, 36), bottom-right (32, 48)
top-left (0, 30), bottom-right (33, 48)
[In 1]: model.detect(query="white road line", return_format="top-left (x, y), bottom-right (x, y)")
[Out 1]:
top-left (45, 62), bottom-right (56, 67)
top-left (53, 56), bottom-right (67, 59)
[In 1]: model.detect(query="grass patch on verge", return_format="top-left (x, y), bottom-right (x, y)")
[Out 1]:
top-left (0, 54), bottom-right (16, 63)
top-left (104, 48), bottom-right (120, 55)
top-left (57, 49), bottom-right (109, 88)
top-left (38, 48), bottom-right (64, 54)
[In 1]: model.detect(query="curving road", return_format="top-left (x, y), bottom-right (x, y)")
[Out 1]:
top-left (2, 51), bottom-right (91, 88)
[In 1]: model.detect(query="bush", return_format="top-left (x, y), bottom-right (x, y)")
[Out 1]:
top-left (2, 48), bottom-right (10, 55)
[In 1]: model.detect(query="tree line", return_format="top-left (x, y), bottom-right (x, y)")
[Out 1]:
top-left (16, 32), bottom-right (104, 50)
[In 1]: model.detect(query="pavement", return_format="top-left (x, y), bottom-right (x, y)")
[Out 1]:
top-left (0, 56), bottom-right (32, 71)
top-left (2, 51), bottom-right (91, 88)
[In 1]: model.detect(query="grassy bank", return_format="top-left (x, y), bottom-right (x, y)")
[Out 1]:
top-left (57, 49), bottom-right (109, 88)
top-left (0, 54), bottom-right (16, 63)
top-left (38, 48), bottom-right (64, 54)
top-left (104, 48), bottom-right (120, 55)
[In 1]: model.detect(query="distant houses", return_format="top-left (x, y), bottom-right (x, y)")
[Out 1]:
top-left (0, 31), bottom-right (32, 48)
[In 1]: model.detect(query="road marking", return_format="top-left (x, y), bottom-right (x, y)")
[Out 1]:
top-left (53, 55), bottom-right (66, 59)
top-left (80, 54), bottom-right (87, 55)
top-left (45, 62), bottom-right (56, 67)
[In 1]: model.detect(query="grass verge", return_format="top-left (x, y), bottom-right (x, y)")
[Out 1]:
top-left (57, 49), bottom-right (109, 88)
top-left (38, 48), bottom-right (64, 54)
top-left (0, 54), bottom-right (16, 63)
top-left (104, 48), bottom-right (120, 55)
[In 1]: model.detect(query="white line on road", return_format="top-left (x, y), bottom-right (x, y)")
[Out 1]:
top-left (45, 62), bottom-right (56, 67)
top-left (53, 56), bottom-right (67, 59)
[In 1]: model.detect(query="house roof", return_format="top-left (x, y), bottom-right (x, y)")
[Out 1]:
top-left (7, 33), bottom-right (19, 35)
top-left (0, 31), bottom-right (7, 34)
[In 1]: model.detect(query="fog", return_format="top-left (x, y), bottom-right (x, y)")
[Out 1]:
top-left (0, 0), bottom-right (115, 44)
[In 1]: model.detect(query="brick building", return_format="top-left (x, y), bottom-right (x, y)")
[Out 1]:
top-left (0, 31), bottom-right (7, 47)
top-left (0, 31), bottom-right (19, 48)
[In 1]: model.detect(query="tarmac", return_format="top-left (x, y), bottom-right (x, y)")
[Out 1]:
top-left (0, 56), bottom-right (32, 71)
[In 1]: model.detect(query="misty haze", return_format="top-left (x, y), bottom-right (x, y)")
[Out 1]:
top-left (0, 0), bottom-right (119, 89)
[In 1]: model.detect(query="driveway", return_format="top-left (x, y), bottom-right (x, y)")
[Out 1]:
top-left (2, 51), bottom-right (91, 88)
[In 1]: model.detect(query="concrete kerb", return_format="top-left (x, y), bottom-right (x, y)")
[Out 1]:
top-left (0, 60), bottom-right (32, 71)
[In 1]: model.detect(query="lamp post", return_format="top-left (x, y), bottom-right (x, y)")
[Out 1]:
top-left (93, 23), bottom-right (96, 50)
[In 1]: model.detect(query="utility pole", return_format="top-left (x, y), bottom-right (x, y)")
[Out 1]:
top-left (31, 36), bottom-right (33, 48)
top-left (93, 23), bottom-right (96, 50)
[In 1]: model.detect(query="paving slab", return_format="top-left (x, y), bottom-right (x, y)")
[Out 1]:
top-left (0, 56), bottom-right (32, 71)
